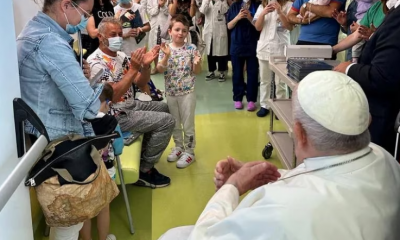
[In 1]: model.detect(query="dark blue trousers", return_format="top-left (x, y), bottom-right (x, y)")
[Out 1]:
top-left (231, 55), bottom-right (259, 102)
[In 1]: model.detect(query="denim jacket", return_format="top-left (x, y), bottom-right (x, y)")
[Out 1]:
top-left (17, 12), bottom-right (102, 141)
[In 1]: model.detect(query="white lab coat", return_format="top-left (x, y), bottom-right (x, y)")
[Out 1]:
top-left (159, 143), bottom-right (400, 240)
top-left (199, 0), bottom-right (229, 56)
top-left (147, 0), bottom-right (169, 49)
top-left (254, 2), bottom-right (292, 61)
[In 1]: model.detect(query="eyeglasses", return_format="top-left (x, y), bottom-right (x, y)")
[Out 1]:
top-left (72, 2), bottom-right (92, 20)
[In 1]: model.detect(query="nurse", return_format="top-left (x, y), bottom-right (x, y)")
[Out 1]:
top-left (226, 0), bottom-right (261, 111)
top-left (253, 0), bottom-right (292, 117)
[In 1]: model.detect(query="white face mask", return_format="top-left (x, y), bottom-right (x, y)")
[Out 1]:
top-left (386, 0), bottom-right (399, 9)
top-left (106, 37), bottom-right (123, 52)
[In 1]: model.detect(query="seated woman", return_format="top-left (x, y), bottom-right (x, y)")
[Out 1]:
top-left (17, 0), bottom-right (104, 239)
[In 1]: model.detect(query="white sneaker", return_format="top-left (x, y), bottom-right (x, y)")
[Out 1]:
top-left (167, 148), bottom-right (183, 162)
top-left (176, 153), bottom-right (195, 169)
top-left (106, 234), bottom-right (116, 240)
top-left (138, 93), bottom-right (152, 102)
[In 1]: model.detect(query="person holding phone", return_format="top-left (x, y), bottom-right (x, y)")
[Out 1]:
top-left (227, 0), bottom-right (261, 111)
top-left (114, 0), bottom-right (151, 55)
top-left (253, 0), bottom-right (292, 117)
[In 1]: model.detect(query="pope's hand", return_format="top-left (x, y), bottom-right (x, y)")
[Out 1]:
top-left (225, 161), bottom-right (281, 195)
top-left (214, 157), bottom-right (244, 191)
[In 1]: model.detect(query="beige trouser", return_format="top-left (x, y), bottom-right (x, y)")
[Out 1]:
top-left (259, 59), bottom-right (286, 109)
top-left (49, 223), bottom-right (83, 240)
top-left (166, 92), bottom-right (196, 155)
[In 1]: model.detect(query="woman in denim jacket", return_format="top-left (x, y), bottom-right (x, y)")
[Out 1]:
top-left (17, 0), bottom-right (102, 239)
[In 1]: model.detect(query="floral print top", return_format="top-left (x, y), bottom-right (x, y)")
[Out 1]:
top-left (159, 43), bottom-right (198, 96)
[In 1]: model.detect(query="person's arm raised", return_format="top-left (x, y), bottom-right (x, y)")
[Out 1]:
top-left (110, 48), bottom-right (144, 102)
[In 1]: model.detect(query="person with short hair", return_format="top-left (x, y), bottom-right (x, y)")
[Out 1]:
top-left (157, 15), bottom-right (202, 168)
top-left (159, 71), bottom-right (400, 240)
top-left (88, 17), bottom-right (175, 188)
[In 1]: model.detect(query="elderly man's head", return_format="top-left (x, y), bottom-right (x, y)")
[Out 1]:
top-left (292, 71), bottom-right (371, 160)
top-left (98, 17), bottom-right (123, 53)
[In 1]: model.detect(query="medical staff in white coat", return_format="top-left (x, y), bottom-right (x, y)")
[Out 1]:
top-left (200, 0), bottom-right (229, 82)
top-left (253, 0), bottom-right (292, 117)
top-left (147, 0), bottom-right (169, 74)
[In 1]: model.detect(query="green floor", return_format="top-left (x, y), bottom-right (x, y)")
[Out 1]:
top-left (34, 63), bottom-right (285, 240)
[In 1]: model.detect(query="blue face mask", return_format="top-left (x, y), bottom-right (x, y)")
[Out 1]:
top-left (64, 5), bottom-right (89, 34)
top-left (119, 0), bottom-right (132, 4)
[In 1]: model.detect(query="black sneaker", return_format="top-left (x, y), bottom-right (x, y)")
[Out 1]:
top-left (205, 72), bottom-right (215, 81)
top-left (218, 73), bottom-right (226, 82)
top-left (134, 168), bottom-right (171, 189)
top-left (257, 107), bottom-right (270, 117)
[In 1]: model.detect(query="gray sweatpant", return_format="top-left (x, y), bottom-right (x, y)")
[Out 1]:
top-left (166, 92), bottom-right (196, 155)
top-left (116, 100), bottom-right (175, 172)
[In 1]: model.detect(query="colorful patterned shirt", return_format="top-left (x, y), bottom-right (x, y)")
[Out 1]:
top-left (159, 43), bottom-right (198, 96)
top-left (88, 48), bottom-right (133, 115)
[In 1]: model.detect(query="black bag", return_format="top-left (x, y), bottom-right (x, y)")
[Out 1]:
top-left (25, 132), bottom-right (119, 187)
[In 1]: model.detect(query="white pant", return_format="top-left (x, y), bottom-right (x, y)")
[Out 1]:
top-left (166, 92), bottom-right (196, 154)
top-left (49, 223), bottom-right (83, 240)
top-left (259, 59), bottom-right (286, 109)
top-left (158, 226), bottom-right (194, 240)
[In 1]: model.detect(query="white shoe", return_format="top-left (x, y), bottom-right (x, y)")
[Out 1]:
top-left (106, 234), bottom-right (116, 240)
top-left (167, 147), bottom-right (183, 162)
top-left (138, 93), bottom-right (152, 102)
top-left (176, 153), bottom-right (195, 169)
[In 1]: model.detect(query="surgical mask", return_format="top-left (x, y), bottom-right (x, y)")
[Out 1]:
top-left (386, 0), bottom-right (398, 9)
top-left (119, 0), bottom-right (132, 4)
top-left (64, 4), bottom-right (89, 34)
top-left (107, 37), bottom-right (123, 52)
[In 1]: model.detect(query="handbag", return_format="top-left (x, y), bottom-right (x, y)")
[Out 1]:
top-left (26, 133), bottom-right (120, 227)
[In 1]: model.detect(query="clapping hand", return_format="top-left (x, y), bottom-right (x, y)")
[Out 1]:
top-left (214, 157), bottom-right (244, 191)
top-left (225, 161), bottom-right (281, 195)
top-left (130, 48), bottom-right (145, 71)
top-left (193, 50), bottom-right (202, 65)
top-left (332, 9), bottom-right (347, 27)
top-left (160, 42), bottom-right (171, 56)
top-left (143, 46), bottom-right (161, 66)
top-left (349, 21), bottom-right (360, 33)
top-left (357, 24), bottom-right (376, 40)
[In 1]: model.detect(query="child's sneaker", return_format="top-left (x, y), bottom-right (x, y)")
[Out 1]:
top-left (106, 234), bottom-right (117, 240)
top-left (176, 153), bottom-right (196, 169)
top-left (218, 72), bottom-right (226, 82)
top-left (167, 147), bottom-right (183, 162)
top-left (205, 72), bottom-right (215, 81)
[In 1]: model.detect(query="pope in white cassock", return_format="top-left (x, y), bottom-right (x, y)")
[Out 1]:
top-left (159, 71), bottom-right (400, 240)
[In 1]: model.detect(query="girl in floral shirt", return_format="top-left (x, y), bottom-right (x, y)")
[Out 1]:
top-left (156, 14), bottom-right (202, 168)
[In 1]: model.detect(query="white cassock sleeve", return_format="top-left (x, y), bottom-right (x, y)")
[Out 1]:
top-left (188, 184), bottom-right (240, 240)
top-left (188, 175), bottom-right (292, 240)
